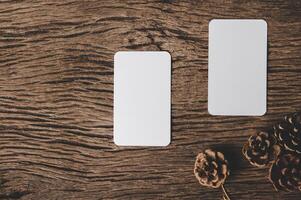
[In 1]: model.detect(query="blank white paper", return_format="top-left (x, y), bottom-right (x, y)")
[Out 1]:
top-left (208, 19), bottom-right (267, 116)
top-left (114, 51), bottom-right (171, 146)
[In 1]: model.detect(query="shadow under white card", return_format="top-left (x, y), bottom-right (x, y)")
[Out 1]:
top-left (208, 19), bottom-right (267, 116)
top-left (114, 51), bottom-right (171, 146)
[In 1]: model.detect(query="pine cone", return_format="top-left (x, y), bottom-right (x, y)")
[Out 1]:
top-left (269, 152), bottom-right (301, 191)
top-left (242, 131), bottom-right (279, 168)
top-left (274, 112), bottom-right (301, 154)
top-left (194, 149), bottom-right (230, 188)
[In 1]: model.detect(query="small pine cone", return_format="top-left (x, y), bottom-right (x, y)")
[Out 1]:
top-left (194, 149), bottom-right (230, 188)
top-left (274, 113), bottom-right (301, 154)
top-left (242, 131), bottom-right (279, 168)
top-left (269, 152), bottom-right (301, 192)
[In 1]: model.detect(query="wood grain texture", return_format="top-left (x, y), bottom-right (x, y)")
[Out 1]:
top-left (0, 0), bottom-right (300, 199)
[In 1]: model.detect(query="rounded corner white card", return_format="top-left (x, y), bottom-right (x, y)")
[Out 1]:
top-left (208, 19), bottom-right (267, 116)
top-left (114, 51), bottom-right (171, 146)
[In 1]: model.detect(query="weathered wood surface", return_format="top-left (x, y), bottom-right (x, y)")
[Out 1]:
top-left (0, 0), bottom-right (300, 199)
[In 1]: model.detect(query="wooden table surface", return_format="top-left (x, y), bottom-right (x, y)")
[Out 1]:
top-left (0, 0), bottom-right (301, 199)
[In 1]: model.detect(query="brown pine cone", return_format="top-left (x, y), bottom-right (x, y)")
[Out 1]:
top-left (274, 113), bottom-right (301, 154)
top-left (269, 152), bottom-right (301, 192)
top-left (242, 131), bottom-right (279, 168)
top-left (194, 149), bottom-right (230, 188)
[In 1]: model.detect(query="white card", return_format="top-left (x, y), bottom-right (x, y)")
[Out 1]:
top-left (114, 51), bottom-right (171, 146)
top-left (208, 19), bottom-right (267, 116)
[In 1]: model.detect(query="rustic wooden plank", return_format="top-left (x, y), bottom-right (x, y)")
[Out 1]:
top-left (0, 0), bottom-right (300, 199)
